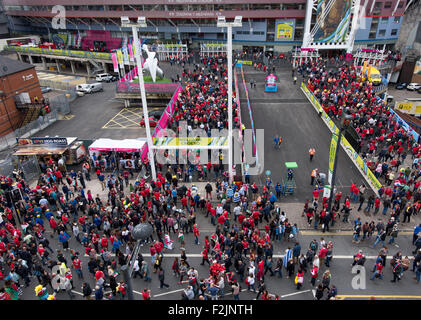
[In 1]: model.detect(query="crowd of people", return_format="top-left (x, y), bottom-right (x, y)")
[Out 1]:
top-left (0, 51), bottom-right (420, 302)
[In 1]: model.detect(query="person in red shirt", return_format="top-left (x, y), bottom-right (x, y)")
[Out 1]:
top-left (100, 236), bottom-right (108, 250)
top-left (201, 247), bottom-right (210, 265)
top-left (142, 288), bottom-right (151, 300)
top-left (193, 224), bottom-right (199, 245)
top-left (72, 257), bottom-right (83, 279)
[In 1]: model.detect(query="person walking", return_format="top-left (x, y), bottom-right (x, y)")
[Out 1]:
top-left (309, 148), bottom-right (316, 161)
top-left (158, 269), bottom-right (170, 289)
top-left (311, 169), bottom-right (318, 185)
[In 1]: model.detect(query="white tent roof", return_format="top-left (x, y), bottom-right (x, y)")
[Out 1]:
top-left (88, 139), bottom-right (146, 152)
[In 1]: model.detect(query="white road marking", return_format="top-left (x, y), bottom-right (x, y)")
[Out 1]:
top-left (153, 288), bottom-right (185, 298)
top-left (280, 289), bottom-right (311, 298)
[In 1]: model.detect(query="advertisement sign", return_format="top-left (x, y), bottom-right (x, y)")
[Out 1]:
top-left (313, 0), bottom-right (352, 43)
top-left (276, 19), bottom-right (295, 40)
top-left (17, 137), bottom-right (68, 146)
top-left (328, 134), bottom-right (338, 184)
top-left (153, 137), bottom-right (228, 147)
top-left (395, 102), bottom-right (421, 116)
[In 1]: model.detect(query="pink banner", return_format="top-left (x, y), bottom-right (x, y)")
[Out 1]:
top-left (111, 52), bottom-right (119, 73)
top-left (128, 44), bottom-right (134, 62)
top-left (141, 85), bottom-right (182, 163)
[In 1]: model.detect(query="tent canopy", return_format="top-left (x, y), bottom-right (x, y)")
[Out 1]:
top-left (89, 139), bottom-right (146, 152)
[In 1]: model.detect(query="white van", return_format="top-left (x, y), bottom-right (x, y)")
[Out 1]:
top-left (95, 73), bottom-right (113, 82)
top-left (76, 83), bottom-right (103, 94)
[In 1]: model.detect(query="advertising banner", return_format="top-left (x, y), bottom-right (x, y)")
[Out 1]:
top-left (111, 52), bottom-right (119, 72)
top-left (389, 107), bottom-right (420, 142)
top-left (313, 0), bottom-right (352, 43)
top-left (275, 19), bottom-right (295, 41)
top-left (153, 137), bottom-right (228, 147)
top-left (328, 134), bottom-right (338, 184)
top-left (17, 137), bottom-right (68, 145)
top-left (395, 101), bottom-right (421, 117)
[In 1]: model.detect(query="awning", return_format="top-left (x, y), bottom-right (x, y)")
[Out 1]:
top-left (13, 146), bottom-right (68, 156)
top-left (88, 139), bottom-right (146, 152)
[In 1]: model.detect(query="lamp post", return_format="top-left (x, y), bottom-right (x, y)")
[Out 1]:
top-left (327, 114), bottom-right (353, 215)
top-left (121, 16), bottom-right (157, 182)
top-left (217, 16), bottom-right (242, 184)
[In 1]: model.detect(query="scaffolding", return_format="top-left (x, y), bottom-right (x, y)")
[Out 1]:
top-left (200, 42), bottom-right (227, 58)
top-left (352, 49), bottom-right (389, 67)
top-left (151, 43), bottom-right (188, 61)
top-left (291, 48), bottom-right (321, 67)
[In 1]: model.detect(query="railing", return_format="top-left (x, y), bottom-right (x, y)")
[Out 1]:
top-left (4, 45), bottom-right (112, 61)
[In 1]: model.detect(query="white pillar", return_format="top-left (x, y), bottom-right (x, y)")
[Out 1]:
top-left (227, 24), bottom-right (234, 184)
top-left (132, 25), bottom-right (157, 181)
top-left (302, 0), bottom-right (314, 48)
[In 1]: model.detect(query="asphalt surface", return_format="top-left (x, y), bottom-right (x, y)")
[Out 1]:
top-left (238, 65), bottom-right (367, 202)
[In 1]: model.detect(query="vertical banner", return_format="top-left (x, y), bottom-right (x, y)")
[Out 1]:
top-left (123, 47), bottom-right (129, 64)
top-left (111, 52), bottom-right (119, 72)
top-left (117, 49), bottom-right (124, 68)
top-left (128, 44), bottom-right (134, 62)
top-left (328, 134), bottom-right (338, 185)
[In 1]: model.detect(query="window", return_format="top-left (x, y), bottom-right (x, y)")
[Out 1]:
top-left (373, 2), bottom-right (382, 14)
top-left (381, 17), bottom-right (389, 23)
top-left (266, 33), bottom-right (274, 41)
top-left (252, 31), bottom-right (264, 35)
top-left (384, 1), bottom-right (392, 8)
top-left (378, 29), bottom-right (386, 36)
top-left (394, 16), bottom-right (401, 23)
top-left (391, 29), bottom-right (398, 36)
top-left (369, 31), bottom-right (377, 39)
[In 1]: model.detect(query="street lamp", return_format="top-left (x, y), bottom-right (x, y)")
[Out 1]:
top-left (326, 113), bottom-right (353, 215)
top-left (121, 16), bottom-right (157, 182)
top-left (217, 16), bottom-right (242, 184)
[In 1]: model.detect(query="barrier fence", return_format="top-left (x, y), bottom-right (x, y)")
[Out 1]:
top-left (301, 82), bottom-right (382, 195)
top-left (240, 66), bottom-right (258, 167)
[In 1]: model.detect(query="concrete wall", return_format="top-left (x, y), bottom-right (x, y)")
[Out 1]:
top-left (395, 1), bottom-right (421, 54)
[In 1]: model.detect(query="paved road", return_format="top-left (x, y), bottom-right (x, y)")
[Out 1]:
top-left (237, 65), bottom-right (367, 202)
top-left (19, 224), bottom-right (420, 301)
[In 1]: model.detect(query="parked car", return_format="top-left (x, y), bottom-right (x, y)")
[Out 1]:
top-left (140, 116), bottom-right (157, 127)
top-left (41, 86), bottom-right (52, 94)
top-left (149, 110), bottom-right (164, 119)
top-left (395, 83), bottom-right (407, 90)
top-left (407, 83), bottom-right (421, 91)
top-left (76, 83), bottom-right (103, 94)
top-left (95, 73), bottom-right (115, 82)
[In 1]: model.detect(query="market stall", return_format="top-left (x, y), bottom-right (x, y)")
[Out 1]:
top-left (14, 137), bottom-right (87, 167)
top-left (88, 138), bottom-right (146, 170)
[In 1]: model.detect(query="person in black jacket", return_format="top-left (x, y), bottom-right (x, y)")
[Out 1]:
top-left (82, 282), bottom-right (92, 300)
top-left (158, 269), bottom-right (170, 289)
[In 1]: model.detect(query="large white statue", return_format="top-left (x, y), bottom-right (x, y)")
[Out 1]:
top-left (142, 44), bottom-right (164, 82)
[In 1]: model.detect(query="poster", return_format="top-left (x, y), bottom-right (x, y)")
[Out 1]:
top-left (313, 0), bottom-right (352, 43)
top-left (276, 19), bottom-right (295, 40)
top-left (328, 134), bottom-right (338, 184)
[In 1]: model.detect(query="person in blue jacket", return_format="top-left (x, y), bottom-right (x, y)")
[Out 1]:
top-left (58, 231), bottom-right (71, 251)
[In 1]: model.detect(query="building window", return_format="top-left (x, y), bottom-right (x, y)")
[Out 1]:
top-left (369, 31), bottom-right (377, 39)
top-left (394, 16), bottom-right (401, 23)
top-left (391, 29), bottom-right (398, 36)
top-left (378, 29), bottom-right (386, 36)
top-left (266, 33), bottom-right (274, 41)
top-left (381, 17), bottom-right (389, 23)
top-left (384, 1), bottom-right (392, 8)
top-left (373, 2), bottom-right (382, 14)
